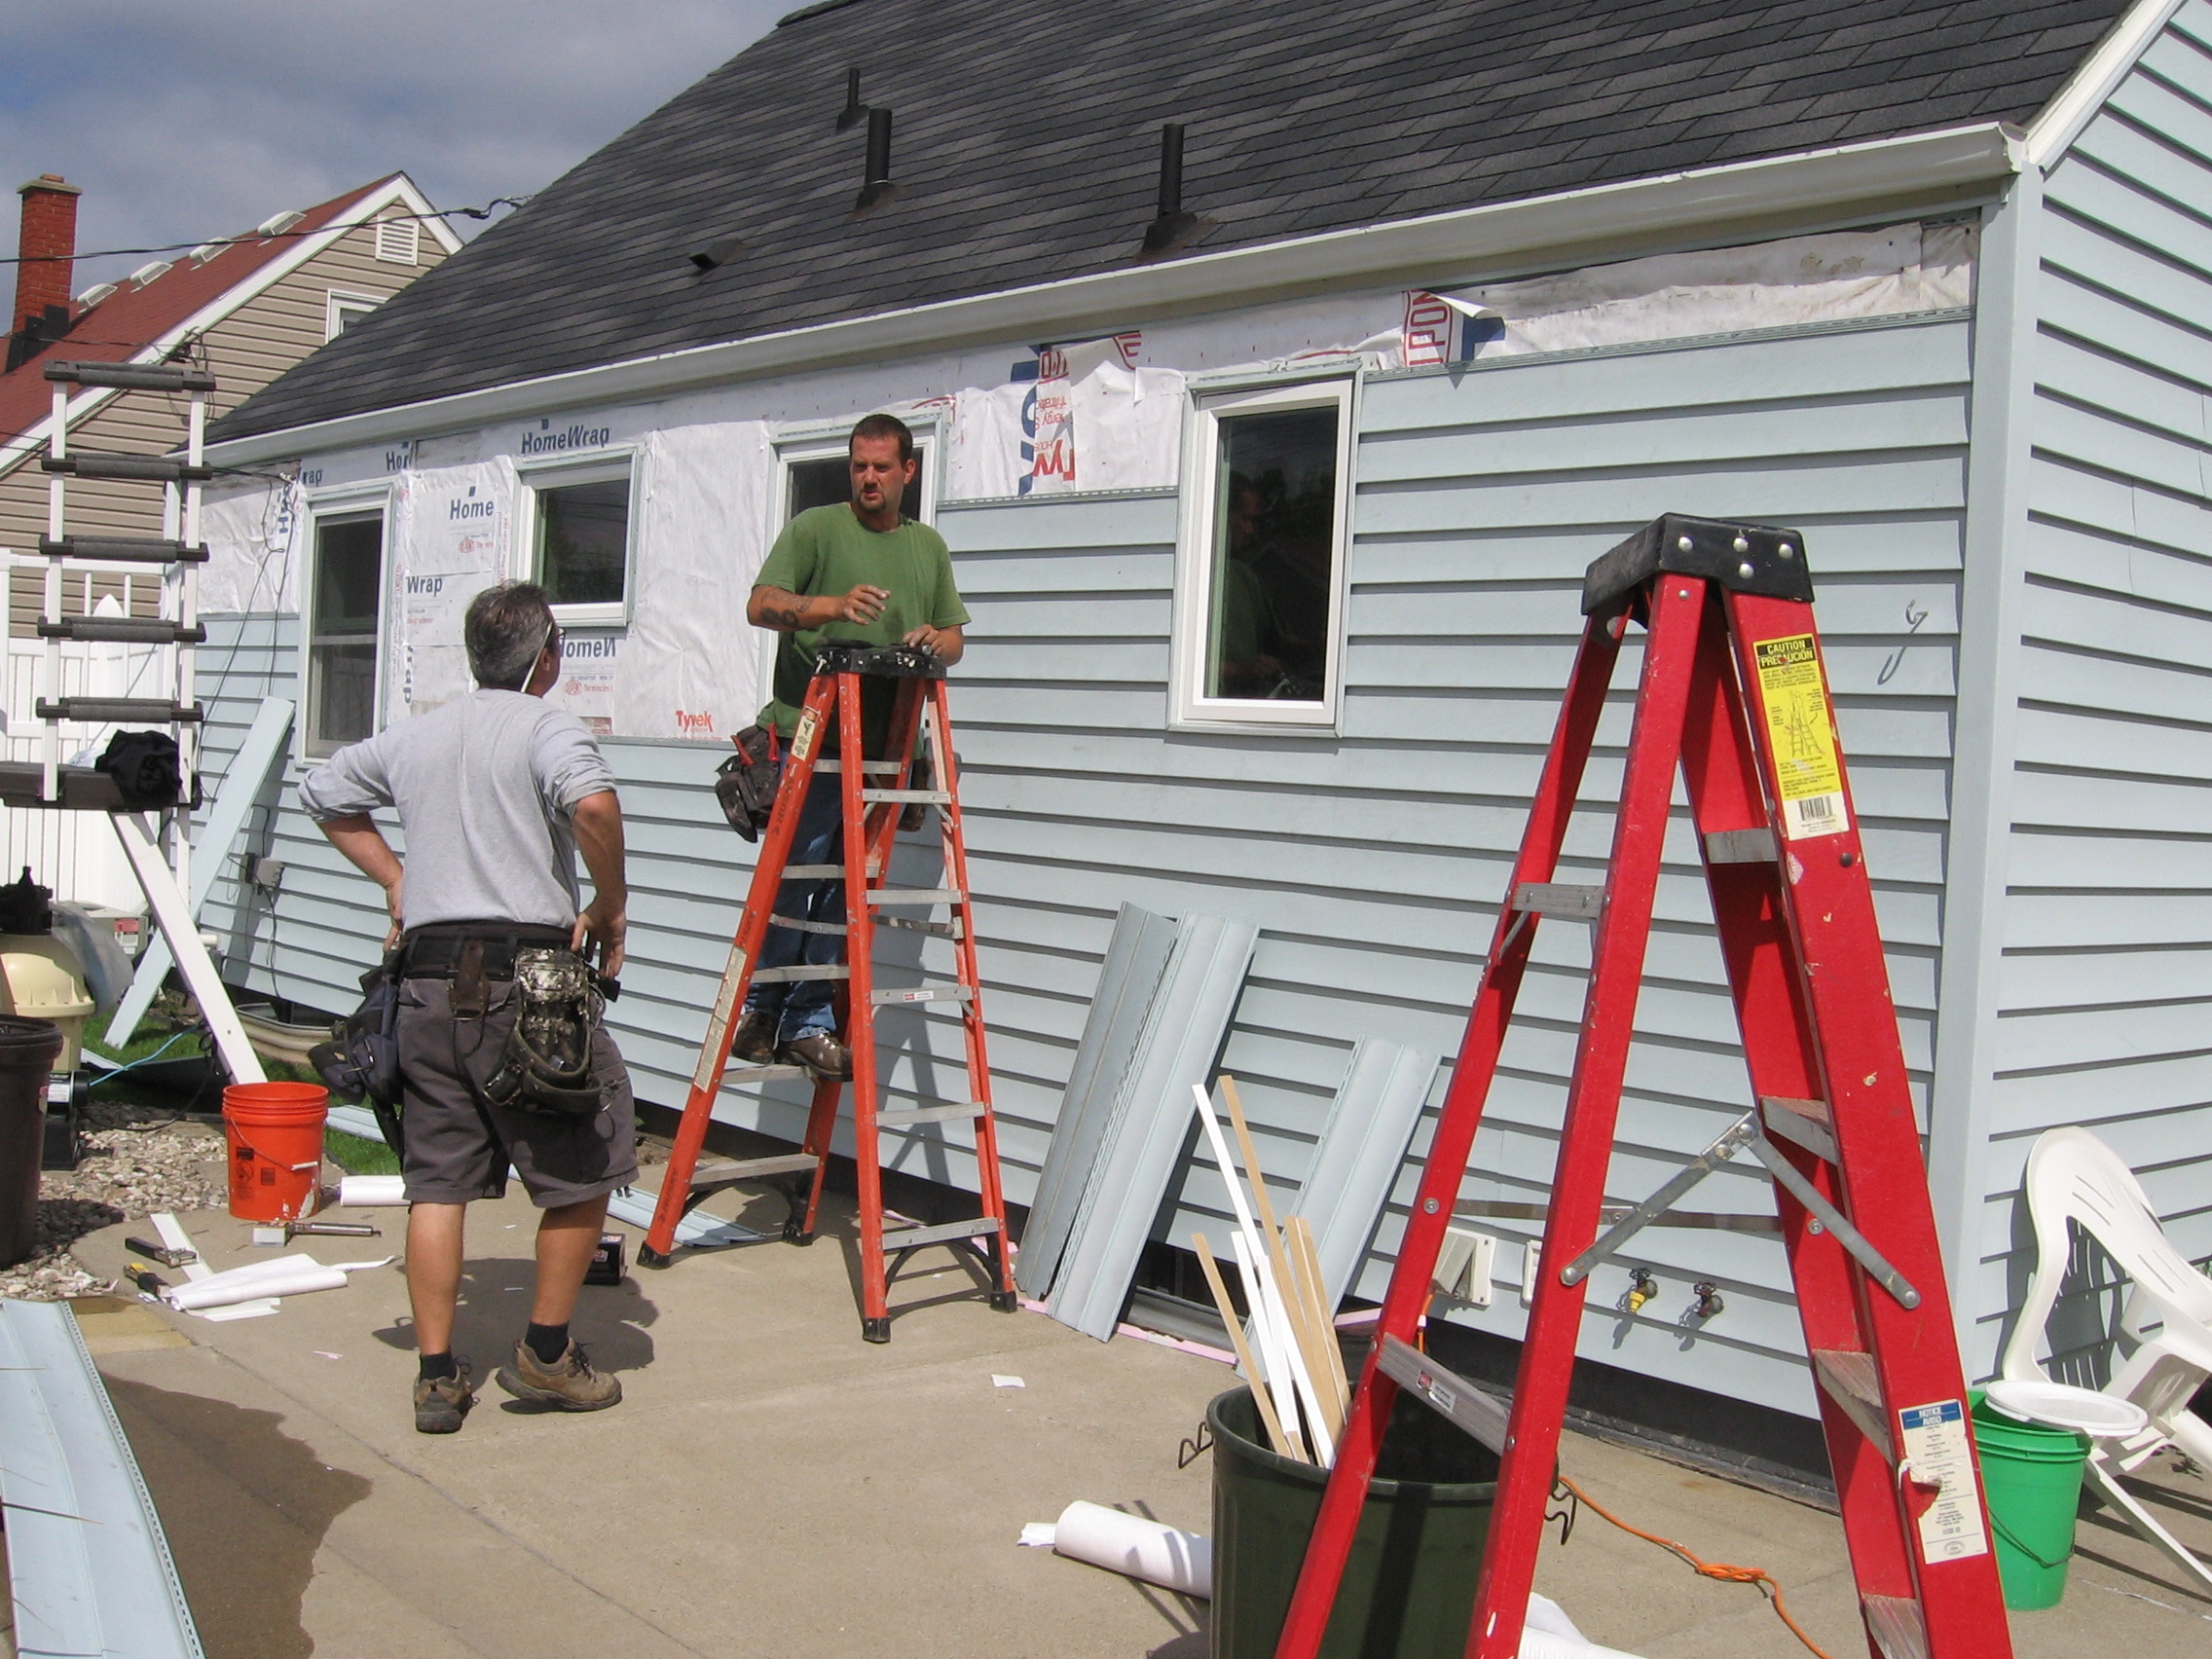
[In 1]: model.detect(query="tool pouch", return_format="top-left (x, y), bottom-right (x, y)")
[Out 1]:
top-left (310, 949), bottom-right (405, 1156)
top-left (483, 947), bottom-right (603, 1117)
top-left (714, 723), bottom-right (780, 842)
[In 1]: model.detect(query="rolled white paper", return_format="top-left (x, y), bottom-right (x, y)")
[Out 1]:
top-left (338, 1175), bottom-right (408, 1206)
top-left (165, 1254), bottom-right (347, 1311)
top-left (1051, 1501), bottom-right (1211, 1599)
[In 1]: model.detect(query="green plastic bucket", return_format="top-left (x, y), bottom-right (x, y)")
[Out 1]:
top-left (1207, 1384), bottom-right (1500, 1658)
top-left (1970, 1388), bottom-right (2090, 1609)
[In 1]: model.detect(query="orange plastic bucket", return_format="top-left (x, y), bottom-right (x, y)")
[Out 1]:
top-left (223, 1082), bottom-right (330, 1222)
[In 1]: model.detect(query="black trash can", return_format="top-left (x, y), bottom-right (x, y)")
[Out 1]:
top-left (1208, 1383), bottom-right (1500, 1658)
top-left (0, 1016), bottom-right (64, 1268)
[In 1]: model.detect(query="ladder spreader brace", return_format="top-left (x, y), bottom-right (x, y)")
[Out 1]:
top-left (17, 360), bottom-right (265, 1089)
top-left (636, 644), bottom-right (1016, 1342)
top-left (1273, 515), bottom-right (2010, 1659)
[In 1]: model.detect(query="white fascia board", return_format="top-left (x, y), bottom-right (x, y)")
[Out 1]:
top-left (388, 173), bottom-right (464, 255)
top-left (2025, 0), bottom-right (2187, 170)
top-left (203, 121), bottom-right (2024, 468)
top-left (0, 177), bottom-right (423, 477)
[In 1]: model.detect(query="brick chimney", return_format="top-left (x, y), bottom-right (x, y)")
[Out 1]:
top-left (14, 174), bottom-right (81, 334)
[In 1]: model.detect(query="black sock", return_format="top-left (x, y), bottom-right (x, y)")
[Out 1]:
top-left (525, 1321), bottom-right (569, 1365)
top-left (418, 1350), bottom-right (458, 1382)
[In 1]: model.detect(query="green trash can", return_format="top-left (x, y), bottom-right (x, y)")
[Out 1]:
top-left (1208, 1384), bottom-right (1500, 1658)
top-left (1970, 1389), bottom-right (2090, 1610)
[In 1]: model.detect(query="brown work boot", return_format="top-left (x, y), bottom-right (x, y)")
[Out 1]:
top-left (731, 1009), bottom-right (778, 1065)
top-left (496, 1339), bottom-right (622, 1412)
top-left (780, 1031), bottom-right (851, 1081)
top-left (414, 1359), bottom-right (476, 1433)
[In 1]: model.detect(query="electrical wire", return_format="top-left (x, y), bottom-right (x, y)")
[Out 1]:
top-left (1, 199), bottom-right (531, 266)
top-left (88, 1025), bottom-right (200, 1079)
top-left (1552, 1473), bottom-right (1838, 1659)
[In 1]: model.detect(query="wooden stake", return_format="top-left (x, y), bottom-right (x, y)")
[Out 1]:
top-left (1194, 1232), bottom-right (1301, 1461)
top-left (1287, 1214), bottom-right (1350, 1422)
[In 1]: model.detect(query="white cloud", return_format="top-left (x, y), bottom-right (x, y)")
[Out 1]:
top-left (0, 1), bottom-right (785, 288)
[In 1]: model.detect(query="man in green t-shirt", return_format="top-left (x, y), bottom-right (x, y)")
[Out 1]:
top-left (735, 413), bottom-right (971, 1079)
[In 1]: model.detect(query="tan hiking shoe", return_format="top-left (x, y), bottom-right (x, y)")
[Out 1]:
top-left (496, 1339), bottom-right (622, 1411)
top-left (414, 1360), bottom-right (476, 1433)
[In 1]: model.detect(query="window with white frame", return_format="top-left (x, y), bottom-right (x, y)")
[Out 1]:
top-left (305, 507), bottom-right (385, 756)
top-left (324, 289), bottom-right (382, 340)
top-left (526, 459), bottom-right (634, 621)
top-left (1173, 380), bottom-right (1352, 727)
top-left (776, 430), bottom-right (932, 528)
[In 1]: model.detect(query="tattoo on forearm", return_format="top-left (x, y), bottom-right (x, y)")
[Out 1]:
top-left (754, 588), bottom-right (810, 631)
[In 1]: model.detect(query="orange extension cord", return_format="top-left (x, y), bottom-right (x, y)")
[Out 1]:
top-left (1554, 1474), bottom-right (1838, 1659)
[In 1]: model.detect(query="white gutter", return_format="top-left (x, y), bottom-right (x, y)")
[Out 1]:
top-left (203, 121), bottom-right (2026, 467)
top-left (1, 174), bottom-right (447, 476)
top-left (2024, 0), bottom-right (2186, 170)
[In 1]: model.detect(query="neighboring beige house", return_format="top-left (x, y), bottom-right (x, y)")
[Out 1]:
top-left (0, 171), bottom-right (458, 632)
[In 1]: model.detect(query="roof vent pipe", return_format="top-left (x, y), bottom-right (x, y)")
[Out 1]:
top-left (854, 106), bottom-right (897, 212)
top-left (1141, 123), bottom-right (1199, 257)
top-left (836, 67), bottom-right (865, 129)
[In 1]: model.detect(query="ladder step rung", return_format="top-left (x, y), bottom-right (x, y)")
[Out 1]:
top-left (881, 1216), bottom-right (1001, 1251)
top-left (1379, 1334), bottom-right (1510, 1455)
top-left (723, 1062), bottom-right (813, 1085)
top-left (1761, 1094), bottom-right (1837, 1162)
top-left (1704, 828), bottom-right (1779, 864)
top-left (767, 912), bottom-right (846, 937)
top-left (749, 964), bottom-right (849, 983)
top-left (42, 453), bottom-right (214, 482)
top-left (866, 888), bottom-right (961, 906)
top-left (781, 864), bottom-right (850, 878)
top-left (38, 535), bottom-right (208, 565)
top-left (1860, 1595), bottom-right (1928, 1659)
top-left (37, 617), bottom-right (205, 645)
top-left (876, 914), bottom-right (959, 939)
top-left (37, 697), bottom-right (202, 722)
top-left (868, 984), bottom-right (974, 1005)
top-left (814, 758), bottom-right (901, 775)
top-left (1811, 1347), bottom-right (1894, 1462)
top-left (861, 789), bottom-right (951, 803)
top-left (45, 360), bottom-right (216, 392)
top-left (876, 1102), bottom-right (987, 1126)
top-left (689, 1153), bottom-right (820, 1190)
top-left (1510, 881), bottom-right (1604, 919)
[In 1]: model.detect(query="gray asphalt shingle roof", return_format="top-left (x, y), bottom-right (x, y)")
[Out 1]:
top-left (211, 0), bottom-right (2130, 442)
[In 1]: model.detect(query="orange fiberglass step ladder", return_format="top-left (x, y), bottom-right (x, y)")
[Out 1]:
top-left (636, 643), bottom-right (1017, 1343)
top-left (1273, 515), bottom-right (2011, 1659)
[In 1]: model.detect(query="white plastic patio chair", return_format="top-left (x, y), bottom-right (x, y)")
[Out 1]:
top-left (2000, 1124), bottom-right (2212, 1592)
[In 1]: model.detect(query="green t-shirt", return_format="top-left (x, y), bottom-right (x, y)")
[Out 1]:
top-left (754, 503), bottom-right (971, 756)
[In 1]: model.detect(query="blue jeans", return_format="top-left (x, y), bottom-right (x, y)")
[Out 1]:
top-left (742, 763), bottom-right (845, 1041)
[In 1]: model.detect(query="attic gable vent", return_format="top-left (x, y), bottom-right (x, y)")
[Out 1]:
top-left (257, 209), bottom-right (304, 238)
top-left (375, 218), bottom-right (420, 266)
top-left (128, 260), bottom-right (172, 289)
top-left (73, 281), bottom-right (117, 309)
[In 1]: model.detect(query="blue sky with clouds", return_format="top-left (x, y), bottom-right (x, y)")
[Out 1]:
top-left (1, 2), bottom-right (786, 289)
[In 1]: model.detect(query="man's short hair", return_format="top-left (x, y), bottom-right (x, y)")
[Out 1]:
top-left (849, 412), bottom-right (914, 463)
top-left (465, 582), bottom-right (556, 690)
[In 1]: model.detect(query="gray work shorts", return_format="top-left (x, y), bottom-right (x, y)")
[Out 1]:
top-left (395, 976), bottom-right (640, 1209)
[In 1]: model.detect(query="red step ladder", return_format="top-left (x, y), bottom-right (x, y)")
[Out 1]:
top-left (1274, 516), bottom-right (2011, 1659)
top-left (637, 644), bottom-right (1017, 1342)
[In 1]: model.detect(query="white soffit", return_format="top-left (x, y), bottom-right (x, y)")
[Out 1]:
top-left (201, 122), bottom-right (2026, 468)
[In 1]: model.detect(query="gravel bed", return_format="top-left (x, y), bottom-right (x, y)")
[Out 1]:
top-left (0, 1100), bottom-right (228, 1302)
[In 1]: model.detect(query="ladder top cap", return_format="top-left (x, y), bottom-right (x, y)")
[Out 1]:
top-left (813, 641), bottom-right (946, 680)
top-left (1582, 514), bottom-right (1813, 615)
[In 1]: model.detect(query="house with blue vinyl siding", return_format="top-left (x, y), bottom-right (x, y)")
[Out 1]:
top-left (183, 0), bottom-right (2212, 1472)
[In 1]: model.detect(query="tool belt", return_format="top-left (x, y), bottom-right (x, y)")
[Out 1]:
top-left (402, 923), bottom-right (605, 1119)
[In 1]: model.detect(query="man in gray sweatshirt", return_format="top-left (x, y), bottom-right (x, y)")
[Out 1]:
top-left (302, 581), bottom-right (635, 1433)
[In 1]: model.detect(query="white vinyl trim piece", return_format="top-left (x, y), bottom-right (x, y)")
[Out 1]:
top-left (1301, 1038), bottom-right (1441, 1310)
top-left (1047, 912), bottom-right (1258, 1341)
top-left (2024, 0), bottom-right (2188, 169)
top-left (0, 1300), bottom-right (205, 1659)
top-left (200, 124), bottom-right (2025, 469)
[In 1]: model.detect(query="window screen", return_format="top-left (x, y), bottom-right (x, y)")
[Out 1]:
top-left (308, 512), bottom-right (383, 755)
top-left (1203, 406), bottom-right (1339, 702)
top-left (536, 475), bottom-right (631, 607)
